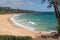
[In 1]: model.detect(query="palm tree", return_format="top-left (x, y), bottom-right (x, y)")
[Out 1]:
top-left (42, 0), bottom-right (60, 39)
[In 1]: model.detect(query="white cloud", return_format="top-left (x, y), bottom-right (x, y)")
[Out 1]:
top-left (29, 2), bottom-right (34, 5)
top-left (0, 0), bottom-right (7, 4)
top-left (0, 0), bottom-right (34, 9)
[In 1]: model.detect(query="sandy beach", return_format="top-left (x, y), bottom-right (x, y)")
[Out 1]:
top-left (0, 13), bottom-right (58, 40)
top-left (0, 14), bottom-right (36, 38)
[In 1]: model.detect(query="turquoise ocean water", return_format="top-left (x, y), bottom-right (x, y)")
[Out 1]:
top-left (12, 12), bottom-right (58, 31)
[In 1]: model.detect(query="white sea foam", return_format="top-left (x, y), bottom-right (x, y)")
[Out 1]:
top-left (49, 30), bottom-right (57, 33)
top-left (28, 21), bottom-right (35, 25)
top-left (17, 19), bottom-right (27, 22)
top-left (10, 14), bottom-right (35, 32)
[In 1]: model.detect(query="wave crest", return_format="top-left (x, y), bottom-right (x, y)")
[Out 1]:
top-left (28, 21), bottom-right (35, 25)
top-left (10, 15), bottom-right (35, 32)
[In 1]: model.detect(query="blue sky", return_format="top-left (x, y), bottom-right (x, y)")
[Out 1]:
top-left (0, 0), bottom-right (54, 12)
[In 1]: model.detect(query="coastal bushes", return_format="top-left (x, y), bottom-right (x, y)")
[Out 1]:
top-left (0, 7), bottom-right (38, 14)
top-left (57, 25), bottom-right (60, 36)
top-left (0, 35), bottom-right (32, 40)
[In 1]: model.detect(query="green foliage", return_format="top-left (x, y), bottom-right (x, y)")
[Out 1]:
top-left (0, 35), bottom-right (32, 40)
top-left (0, 7), bottom-right (38, 14)
top-left (57, 25), bottom-right (60, 36)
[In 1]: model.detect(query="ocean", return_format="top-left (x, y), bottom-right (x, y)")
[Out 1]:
top-left (11, 12), bottom-right (58, 32)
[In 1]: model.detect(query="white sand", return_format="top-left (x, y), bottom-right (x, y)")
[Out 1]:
top-left (0, 14), bottom-right (36, 38)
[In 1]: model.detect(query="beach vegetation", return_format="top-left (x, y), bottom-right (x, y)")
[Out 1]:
top-left (0, 7), bottom-right (38, 14)
top-left (0, 35), bottom-right (32, 40)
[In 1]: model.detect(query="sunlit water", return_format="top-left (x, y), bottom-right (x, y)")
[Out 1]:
top-left (11, 12), bottom-right (58, 31)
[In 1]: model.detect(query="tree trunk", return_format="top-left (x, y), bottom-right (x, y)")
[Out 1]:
top-left (52, 0), bottom-right (60, 24)
top-left (52, 0), bottom-right (60, 40)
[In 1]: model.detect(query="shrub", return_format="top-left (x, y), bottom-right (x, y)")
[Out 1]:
top-left (0, 35), bottom-right (32, 40)
top-left (57, 25), bottom-right (60, 36)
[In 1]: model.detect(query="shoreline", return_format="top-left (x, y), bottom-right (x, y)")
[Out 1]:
top-left (10, 13), bottom-right (58, 37)
top-left (0, 13), bottom-right (58, 38)
top-left (10, 13), bottom-right (57, 33)
top-left (0, 14), bottom-right (36, 38)
top-left (9, 14), bottom-right (51, 38)
top-left (10, 14), bottom-right (35, 32)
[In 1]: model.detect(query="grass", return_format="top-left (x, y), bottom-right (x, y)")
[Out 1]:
top-left (0, 11), bottom-right (12, 15)
top-left (0, 35), bottom-right (32, 40)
